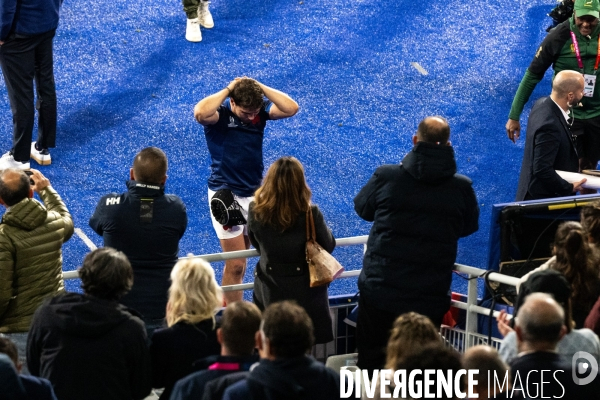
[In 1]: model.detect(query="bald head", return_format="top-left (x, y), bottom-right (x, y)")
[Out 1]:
top-left (552, 70), bottom-right (584, 102)
top-left (517, 292), bottom-right (565, 346)
top-left (415, 116), bottom-right (450, 144)
top-left (0, 169), bottom-right (31, 206)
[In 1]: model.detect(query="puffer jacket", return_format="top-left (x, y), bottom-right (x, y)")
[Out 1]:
top-left (0, 186), bottom-right (74, 332)
top-left (354, 142), bottom-right (479, 312)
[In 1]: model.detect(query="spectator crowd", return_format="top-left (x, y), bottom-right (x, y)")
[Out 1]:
top-left (4, 1), bottom-right (600, 392)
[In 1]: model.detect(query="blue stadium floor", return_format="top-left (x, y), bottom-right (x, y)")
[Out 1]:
top-left (0, 0), bottom-right (558, 298)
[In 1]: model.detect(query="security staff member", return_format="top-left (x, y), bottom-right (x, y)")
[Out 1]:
top-left (507, 0), bottom-right (600, 173)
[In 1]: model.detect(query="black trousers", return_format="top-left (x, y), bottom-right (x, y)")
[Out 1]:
top-left (356, 294), bottom-right (449, 373)
top-left (0, 30), bottom-right (57, 161)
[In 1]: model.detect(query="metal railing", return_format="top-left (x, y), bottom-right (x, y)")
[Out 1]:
top-left (62, 235), bottom-right (516, 351)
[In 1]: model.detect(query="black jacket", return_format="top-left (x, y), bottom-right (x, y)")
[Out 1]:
top-left (515, 97), bottom-right (579, 201)
top-left (248, 204), bottom-right (336, 344)
top-left (89, 180), bottom-right (187, 321)
top-left (354, 142), bottom-right (479, 313)
top-left (150, 319), bottom-right (221, 400)
top-left (223, 356), bottom-right (341, 400)
top-left (27, 292), bottom-right (151, 400)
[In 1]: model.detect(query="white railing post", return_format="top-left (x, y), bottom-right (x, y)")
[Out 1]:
top-left (464, 273), bottom-right (479, 350)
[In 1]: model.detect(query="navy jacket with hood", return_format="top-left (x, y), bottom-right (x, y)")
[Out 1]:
top-left (26, 292), bottom-right (152, 400)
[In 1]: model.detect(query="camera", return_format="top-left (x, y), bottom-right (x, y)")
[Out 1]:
top-left (24, 170), bottom-right (34, 185)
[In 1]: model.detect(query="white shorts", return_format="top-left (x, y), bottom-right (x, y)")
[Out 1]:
top-left (208, 188), bottom-right (254, 240)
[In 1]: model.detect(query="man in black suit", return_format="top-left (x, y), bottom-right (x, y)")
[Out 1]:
top-left (516, 70), bottom-right (587, 201)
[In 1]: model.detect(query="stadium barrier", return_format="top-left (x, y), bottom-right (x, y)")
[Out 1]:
top-left (61, 235), bottom-right (516, 358)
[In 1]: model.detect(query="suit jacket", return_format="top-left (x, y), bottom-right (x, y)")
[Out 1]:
top-left (516, 96), bottom-right (579, 201)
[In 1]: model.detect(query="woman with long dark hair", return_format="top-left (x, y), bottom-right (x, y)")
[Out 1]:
top-left (248, 156), bottom-right (335, 344)
top-left (518, 221), bottom-right (600, 327)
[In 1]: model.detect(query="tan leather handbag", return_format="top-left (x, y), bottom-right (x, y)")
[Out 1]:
top-left (305, 207), bottom-right (344, 287)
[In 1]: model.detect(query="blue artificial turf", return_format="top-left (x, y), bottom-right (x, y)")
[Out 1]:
top-left (0, 0), bottom-right (559, 300)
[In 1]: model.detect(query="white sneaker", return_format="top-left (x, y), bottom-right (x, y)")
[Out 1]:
top-left (30, 142), bottom-right (52, 166)
top-left (186, 18), bottom-right (202, 42)
top-left (0, 152), bottom-right (30, 170)
top-left (198, 1), bottom-right (214, 29)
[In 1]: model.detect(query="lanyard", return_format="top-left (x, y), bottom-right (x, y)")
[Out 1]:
top-left (570, 31), bottom-right (600, 71)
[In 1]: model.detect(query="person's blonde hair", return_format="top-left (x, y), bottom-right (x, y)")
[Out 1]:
top-left (385, 312), bottom-right (441, 370)
top-left (252, 156), bottom-right (312, 232)
top-left (166, 258), bottom-right (223, 327)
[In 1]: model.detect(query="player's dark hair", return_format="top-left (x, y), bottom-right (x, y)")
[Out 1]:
top-left (230, 78), bottom-right (264, 110)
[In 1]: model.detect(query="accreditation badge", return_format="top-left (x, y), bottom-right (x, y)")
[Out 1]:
top-left (584, 74), bottom-right (596, 97)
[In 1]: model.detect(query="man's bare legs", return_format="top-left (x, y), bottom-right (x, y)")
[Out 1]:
top-left (220, 234), bottom-right (250, 304)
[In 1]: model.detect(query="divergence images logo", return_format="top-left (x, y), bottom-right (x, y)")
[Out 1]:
top-left (572, 351), bottom-right (598, 386)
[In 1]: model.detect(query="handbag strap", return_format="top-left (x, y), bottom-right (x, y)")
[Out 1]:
top-left (306, 206), bottom-right (316, 241)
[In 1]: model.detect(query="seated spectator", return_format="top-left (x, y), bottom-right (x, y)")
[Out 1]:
top-left (580, 199), bottom-right (600, 247)
top-left (27, 248), bottom-right (151, 400)
top-left (580, 200), bottom-right (600, 335)
top-left (223, 301), bottom-right (340, 400)
top-left (150, 258), bottom-right (222, 399)
top-left (170, 301), bottom-right (261, 400)
top-left (517, 221), bottom-right (600, 327)
top-left (365, 312), bottom-right (442, 399)
top-left (498, 270), bottom-right (600, 366)
top-left (585, 295), bottom-right (600, 335)
top-left (509, 292), bottom-right (599, 397)
top-left (0, 353), bottom-right (24, 400)
top-left (89, 147), bottom-right (187, 329)
top-left (0, 335), bottom-right (57, 399)
top-left (0, 169), bottom-right (73, 366)
top-left (384, 312), bottom-right (441, 370)
top-left (364, 343), bottom-right (463, 400)
top-left (463, 345), bottom-right (510, 400)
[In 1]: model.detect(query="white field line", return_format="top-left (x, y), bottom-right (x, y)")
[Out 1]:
top-left (74, 228), bottom-right (97, 251)
top-left (410, 62), bottom-right (428, 75)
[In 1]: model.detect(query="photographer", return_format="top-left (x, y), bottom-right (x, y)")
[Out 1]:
top-left (0, 168), bottom-right (73, 348)
top-left (89, 147), bottom-right (187, 331)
